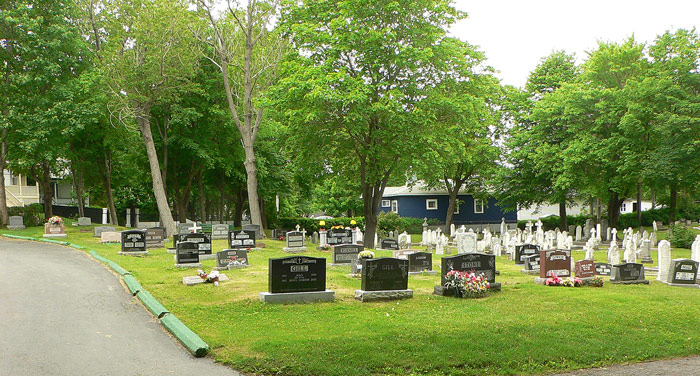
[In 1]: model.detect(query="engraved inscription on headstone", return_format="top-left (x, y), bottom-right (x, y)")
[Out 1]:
top-left (540, 250), bottom-right (571, 278)
top-left (408, 252), bottom-right (432, 273)
top-left (515, 244), bottom-right (540, 265)
top-left (268, 256), bottom-right (326, 293)
top-left (332, 244), bottom-right (363, 264)
top-left (121, 230), bottom-right (147, 252)
top-left (229, 230), bottom-right (256, 249)
top-left (327, 229), bottom-right (352, 245)
top-left (176, 241), bottom-right (201, 264)
top-left (380, 238), bottom-right (399, 250)
top-left (361, 258), bottom-right (409, 291)
top-left (216, 249), bottom-right (249, 268)
top-left (180, 233), bottom-right (212, 254)
top-left (594, 262), bottom-right (612, 276)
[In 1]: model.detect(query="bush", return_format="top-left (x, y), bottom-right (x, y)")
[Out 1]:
top-left (518, 214), bottom-right (588, 231)
top-left (377, 212), bottom-right (426, 234)
top-left (274, 217), bottom-right (365, 233)
top-left (668, 224), bottom-right (696, 249)
top-left (7, 203), bottom-right (44, 226)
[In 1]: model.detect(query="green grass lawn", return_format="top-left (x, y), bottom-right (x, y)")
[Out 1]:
top-left (4, 223), bottom-right (700, 375)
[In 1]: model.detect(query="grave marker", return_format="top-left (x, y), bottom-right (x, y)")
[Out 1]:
top-left (407, 252), bottom-right (433, 274)
top-left (434, 253), bottom-right (501, 295)
top-left (283, 230), bottom-right (306, 253)
top-left (120, 230), bottom-right (148, 255)
top-left (539, 250), bottom-right (571, 278)
top-left (211, 224), bottom-right (229, 240)
top-left (332, 244), bottom-right (363, 265)
top-left (145, 227), bottom-right (166, 248)
top-left (216, 249), bottom-right (250, 269)
top-left (594, 262), bottom-right (612, 276)
top-left (229, 230), bottom-right (257, 249)
top-left (610, 263), bottom-right (649, 284)
top-left (379, 238), bottom-right (399, 250)
top-left (8, 216), bottom-right (25, 230)
top-left (515, 244), bottom-right (540, 265)
top-left (94, 226), bottom-right (116, 238)
top-left (355, 258), bottom-right (412, 302)
top-left (242, 224), bottom-right (262, 240)
top-left (575, 259), bottom-right (596, 279)
top-left (174, 241), bottom-right (202, 268)
top-left (663, 259), bottom-right (699, 287)
top-left (259, 256), bottom-right (334, 304)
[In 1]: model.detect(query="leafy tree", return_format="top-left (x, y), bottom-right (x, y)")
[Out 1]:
top-left (271, 0), bottom-right (465, 248)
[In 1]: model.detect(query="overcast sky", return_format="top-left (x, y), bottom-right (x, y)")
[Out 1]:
top-left (450, 0), bottom-right (700, 88)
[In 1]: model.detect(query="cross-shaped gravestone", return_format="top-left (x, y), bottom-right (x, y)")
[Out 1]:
top-left (191, 222), bottom-right (202, 233)
top-left (535, 220), bottom-right (543, 232)
top-left (295, 224), bottom-right (300, 232)
top-left (611, 228), bottom-right (618, 242)
top-left (526, 221), bottom-right (533, 233)
top-left (590, 227), bottom-right (596, 239)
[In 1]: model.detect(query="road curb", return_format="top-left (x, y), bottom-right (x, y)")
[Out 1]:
top-left (161, 314), bottom-right (210, 357)
top-left (137, 290), bottom-right (170, 318)
top-left (39, 238), bottom-right (70, 245)
top-left (107, 260), bottom-right (131, 276)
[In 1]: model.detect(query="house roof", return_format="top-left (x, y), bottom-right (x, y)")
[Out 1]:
top-left (383, 183), bottom-right (470, 198)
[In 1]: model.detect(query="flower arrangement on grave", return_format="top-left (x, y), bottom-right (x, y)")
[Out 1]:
top-left (47, 216), bottom-right (64, 225)
top-left (358, 250), bottom-right (375, 259)
top-left (444, 270), bottom-right (490, 298)
top-left (226, 257), bottom-right (245, 268)
top-left (588, 275), bottom-right (605, 287)
top-left (331, 225), bottom-right (344, 230)
top-left (320, 245), bottom-right (331, 251)
top-left (545, 273), bottom-right (582, 287)
top-left (350, 220), bottom-right (357, 227)
top-left (197, 269), bottom-right (220, 286)
top-left (279, 236), bottom-right (285, 241)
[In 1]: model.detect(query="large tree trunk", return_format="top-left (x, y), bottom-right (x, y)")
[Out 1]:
top-left (606, 191), bottom-right (623, 229)
top-left (40, 161), bottom-right (53, 219)
top-left (242, 138), bottom-right (263, 233)
top-left (136, 106), bottom-right (176, 237)
top-left (259, 196), bottom-right (267, 229)
top-left (558, 199), bottom-right (567, 230)
top-left (668, 182), bottom-right (678, 225)
top-left (444, 178), bottom-right (464, 232)
top-left (0, 131), bottom-right (8, 226)
top-left (362, 183), bottom-right (389, 249)
top-left (102, 151), bottom-right (119, 225)
top-left (70, 161), bottom-right (85, 217)
top-left (197, 170), bottom-right (206, 222)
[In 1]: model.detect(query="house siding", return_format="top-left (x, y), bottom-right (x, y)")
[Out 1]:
top-left (378, 194), bottom-right (516, 224)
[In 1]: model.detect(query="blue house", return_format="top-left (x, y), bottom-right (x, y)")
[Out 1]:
top-left (377, 184), bottom-right (517, 225)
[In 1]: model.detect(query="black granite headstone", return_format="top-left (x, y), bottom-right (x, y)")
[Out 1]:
top-left (242, 224), bottom-right (261, 240)
top-left (269, 256), bottom-right (326, 293)
top-left (327, 229), bottom-right (352, 245)
top-left (121, 230), bottom-right (146, 252)
top-left (286, 231), bottom-right (305, 248)
top-left (441, 253), bottom-right (496, 284)
top-left (228, 230), bottom-right (256, 249)
top-left (216, 249), bottom-right (249, 268)
top-left (145, 227), bottom-right (165, 246)
top-left (332, 244), bottom-right (363, 264)
top-left (380, 238), bottom-right (399, 250)
top-left (523, 254), bottom-right (540, 271)
top-left (610, 263), bottom-right (646, 283)
top-left (667, 259), bottom-right (699, 284)
top-left (515, 244), bottom-right (540, 265)
top-left (594, 263), bottom-right (612, 276)
top-left (176, 241), bottom-right (200, 264)
top-left (180, 233), bottom-right (212, 254)
top-left (361, 257), bottom-right (409, 291)
top-left (408, 252), bottom-right (432, 272)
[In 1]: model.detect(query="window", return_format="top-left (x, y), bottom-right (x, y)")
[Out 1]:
top-left (620, 203), bottom-right (627, 213)
top-left (382, 200), bottom-right (391, 208)
top-left (391, 200), bottom-right (398, 213)
top-left (454, 204), bottom-right (460, 215)
top-left (474, 199), bottom-right (484, 214)
top-left (10, 174), bottom-right (18, 186)
top-left (426, 199), bottom-right (438, 210)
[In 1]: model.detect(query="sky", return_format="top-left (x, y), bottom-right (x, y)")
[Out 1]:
top-left (450, 0), bottom-right (700, 88)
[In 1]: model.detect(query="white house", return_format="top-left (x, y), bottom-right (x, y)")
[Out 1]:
top-left (518, 199), bottom-right (657, 220)
top-left (2, 169), bottom-right (88, 207)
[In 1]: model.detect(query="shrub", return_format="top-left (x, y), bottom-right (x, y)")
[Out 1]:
top-left (274, 217), bottom-right (365, 233)
top-left (668, 224), bottom-right (696, 249)
top-left (518, 214), bottom-right (588, 231)
top-left (377, 212), bottom-right (425, 234)
top-left (7, 203), bottom-right (44, 226)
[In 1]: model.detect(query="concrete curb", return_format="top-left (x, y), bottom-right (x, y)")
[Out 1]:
top-left (137, 290), bottom-right (170, 319)
top-left (1, 234), bottom-right (211, 359)
top-left (123, 274), bottom-right (143, 295)
top-left (161, 314), bottom-right (210, 357)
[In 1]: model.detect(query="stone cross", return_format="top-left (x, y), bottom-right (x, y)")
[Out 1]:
top-left (191, 222), bottom-right (202, 233)
top-left (590, 227), bottom-right (596, 241)
top-left (624, 238), bottom-right (636, 263)
top-left (295, 224), bottom-right (301, 232)
top-left (525, 221), bottom-right (534, 234)
top-left (535, 219), bottom-right (543, 233)
top-left (611, 228), bottom-right (617, 242)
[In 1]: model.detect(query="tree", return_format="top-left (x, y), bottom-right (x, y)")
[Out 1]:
top-left (101, 0), bottom-right (200, 236)
top-left (196, 0), bottom-right (285, 233)
top-left (271, 0), bottom-right (464, 248)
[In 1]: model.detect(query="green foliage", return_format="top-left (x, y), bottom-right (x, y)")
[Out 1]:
top-left (377, 211), bottom-right (431, 234)
top-left (274, 217), bottom-right (365, 233)
top-left (669, 225), bottom-right (697, 249)
top-left (518, 214), bottom-right (589, 231)
top-left (7, 204), bottom-right (44, 226)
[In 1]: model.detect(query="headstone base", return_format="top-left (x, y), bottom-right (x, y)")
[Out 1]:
top-left (258, 290), bottom-right (335, 304)
top-left (521, 269), bottom-right (540, 275)
top-left (408, 270), bottom-right (437, 276)
top-left (354, 289), bottom-right (413, 302)
top-left (433, 283), bottom-right (501, 296)
top-left (7, 225), bottom-right (26, 230)
top-left (118, 251), bottom-right (149, 257)
top-left (174, 263), bottom-right (202, 268)
top-left (659, 281), bottom-right (700, 288)
top-left (182, 274), bottom-right (230, 286)
top-left (641, 257), bottom-right (653, 264)
top-left (282, 247), bottom-right (307, 253)
top-left (330, 263), bottom-right (352, 267)
top-left (43, 234), bottom-right (67, 238)
top-left (146, 242), bottom-right (165, 249)
top-left (167, 248), bottom-right (176, 254)
top-left (79, 228), bottom-right (92, 233)
top-left (610, 279), bottom-right (650, 285)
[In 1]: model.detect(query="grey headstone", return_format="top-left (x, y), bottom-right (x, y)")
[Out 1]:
top-left (94, 226), bottom-right (116, 237)
top-left (78, 217), bottom-right (92, 226)
top-left (211, 224), bottom-right (229, 240)
top-left (8, 216), bottom-right (25, 230)
top-left (242, 224), bottom-right (262, 240)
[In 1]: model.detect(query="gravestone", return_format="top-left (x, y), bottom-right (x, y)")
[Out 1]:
top-left (521, 254), bottom-right (540, 275)
top-left (100, 231), bottom-right (121, 243)
top-left (216, 249), bottom-right (249, 270)
top-left (575, 259), bottom-right (596, 279)
top-left (178, 222), bottom-right (195, 234)
top-left (327, 228), bottom-right (352, 246)
top-left (407, 252), bottom-right (434, 274)
top-left (43, 222), bottom-right (67, 238)
top-left (595, 262), bottom-right (612, 276)
top-left (355, 258), bottom-right (412, 302)
top-left (657, 240), bottom-right (672, 282)
top-left (260, 256), bottom-right (334, 303)
top-left (242, 224), bottom-right (262, 240)
top-left (283, 231), bottom-right (306, 253)
top-left (174, 241), bottom-right (202, 268)
top-left (662, 259), bottom-right (699, 287)
top-left (229, 230), bottom-right (257, 249)
top-left (539, 250), bottom-right (571, 279)
top-left (145, 227), bottom-right (166, 248)
top-left (7, 216), bottom-right (25, 230)
top-left (379, 238), bottom-right (399, 250)
top-left (78, 217), bottom-right (92, 226)
top-left (392, 249), bottom-right (417, 259)
top-left (211, 224), bottom-right (229, 240)
top-left (332, 244), bottom-right (363, 265)
top-left (120, 229), bottom-right (148, 255)
top-left (514, 244), bottom-right (540, 265)
top-left (94, 226), bottom-right (116, 238)
top-left (610, 263), bottom-right (649, 284)
top-left (182, 274), bottom-right (230, 286)
top-left (434, 253), bottom-right (501, 295)
top-left (180, 233), bottom-right (212, 258)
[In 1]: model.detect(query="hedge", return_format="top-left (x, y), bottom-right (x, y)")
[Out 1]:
top-left (274, 213), bottom-right (441, 235)
top-left (275, 217), bottom-right (365, 233)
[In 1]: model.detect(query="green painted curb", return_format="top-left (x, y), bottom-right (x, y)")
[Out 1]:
top-left (107, 261), bottom-right (130, 276)
top-left (39, 238), bottom-right (69, 245)
top-left (89, 250), bottom-right (110, 263)
top-left (137, 290), bottom-right (169, 318)
top-left (123, 274), bottom-right (143, 295)
top-left (70, 243), bottom-right (85, 249)
top-left (160, 314), bottom-right (209, 357)
top-left (1, 234), bottom-right (35, 240)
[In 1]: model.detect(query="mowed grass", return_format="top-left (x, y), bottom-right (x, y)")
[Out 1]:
top-left (5, 223), bottom-right (700, 375)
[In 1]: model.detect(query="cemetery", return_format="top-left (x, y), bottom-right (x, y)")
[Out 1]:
top-left (2, 217), bottom-right (699, 375)
top-left (2, 0), bottom-right (700, 374)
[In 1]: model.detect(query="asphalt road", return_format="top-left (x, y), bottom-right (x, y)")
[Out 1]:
top-left (0, 238), bottom-right (238, 376)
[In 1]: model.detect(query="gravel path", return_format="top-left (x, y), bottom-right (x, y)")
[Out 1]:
top-left (0, 238), bottom-right (238, 376)
top-left (551, 356), bottom-right (700, 375)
